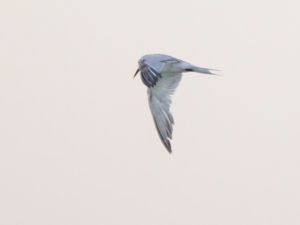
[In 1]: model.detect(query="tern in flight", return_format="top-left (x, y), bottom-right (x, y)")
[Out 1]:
top-left (134, 54), bottom-right (217, 153)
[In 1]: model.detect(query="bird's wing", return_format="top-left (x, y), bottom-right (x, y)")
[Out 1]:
top-left (139, 60), bottom-right (162, 87)
top-left (148, 73), bottom-right (182, 153)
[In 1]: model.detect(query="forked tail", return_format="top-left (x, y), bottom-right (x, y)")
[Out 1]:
top-left (188, 66), bottom-right (219, 75)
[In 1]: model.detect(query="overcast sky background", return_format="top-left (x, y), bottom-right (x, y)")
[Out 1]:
top-left (1, 0), bottom-right (300, 224)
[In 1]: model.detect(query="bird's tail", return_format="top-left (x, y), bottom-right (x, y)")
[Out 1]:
top-left (189, 66), bottom-right (219, 75)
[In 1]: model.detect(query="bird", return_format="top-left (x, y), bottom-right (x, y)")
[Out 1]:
top-left (134, 54), bottom-right (217, 153)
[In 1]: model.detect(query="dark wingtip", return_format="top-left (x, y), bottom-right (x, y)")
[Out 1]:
top-left (152, 114), bottom-right (174, 154)
top-left (165, 140), bottom-right (172, 154)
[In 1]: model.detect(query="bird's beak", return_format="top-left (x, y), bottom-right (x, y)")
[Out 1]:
top-left (133, 68), bottom-right (140, 78)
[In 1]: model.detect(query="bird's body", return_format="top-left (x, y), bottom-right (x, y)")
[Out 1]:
top-left (134, 54), bottom-right (216, 153)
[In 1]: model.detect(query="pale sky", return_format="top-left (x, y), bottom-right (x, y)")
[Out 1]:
top-left (1, 0), bottom-right (300, 224)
